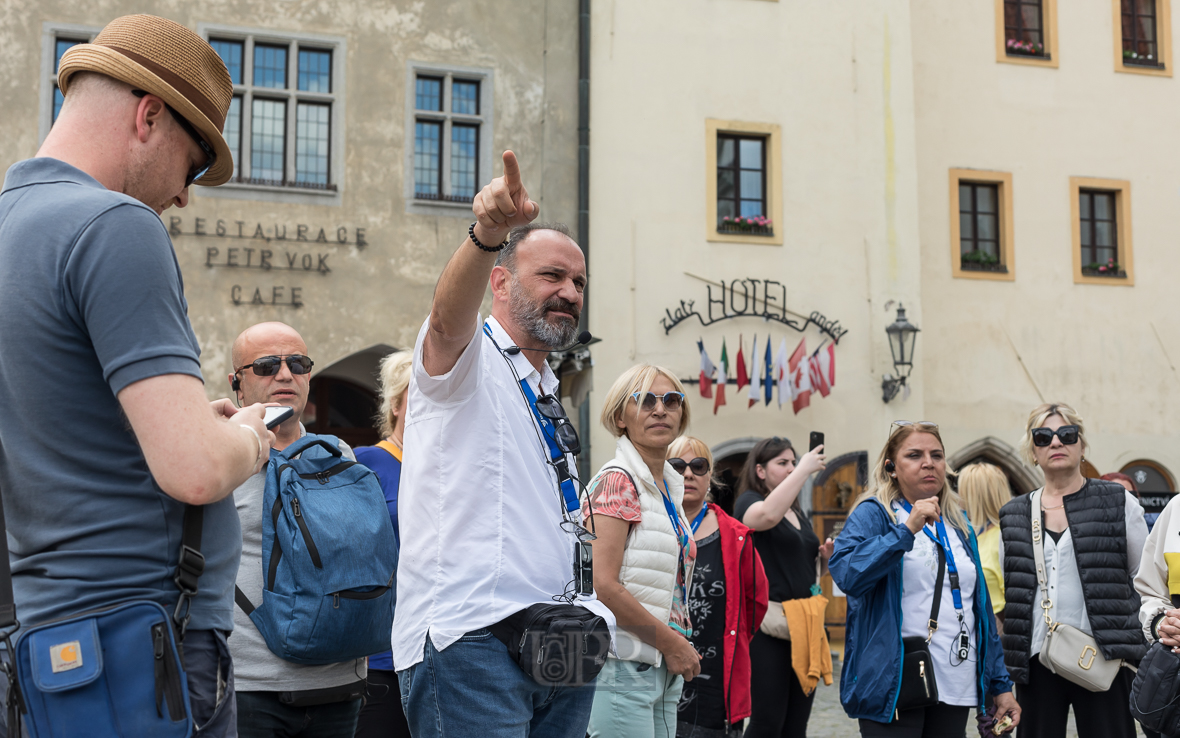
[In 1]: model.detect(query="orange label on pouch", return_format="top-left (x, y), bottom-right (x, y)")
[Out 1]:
top-left (49, 641), bottom-right (82, 673)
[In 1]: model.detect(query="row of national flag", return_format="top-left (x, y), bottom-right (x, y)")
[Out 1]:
top-left (697, 335), bottom-right (836, 415)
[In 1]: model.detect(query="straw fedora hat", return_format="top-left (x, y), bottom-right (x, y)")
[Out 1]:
top-left (58, 14), bottom-right (234, 187)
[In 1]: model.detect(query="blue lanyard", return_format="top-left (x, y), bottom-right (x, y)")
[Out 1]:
top-left (689, 503), bottom-right (709, 534)
top-left (517, 378), bottom-right (579, 513)
top-left (659, 480), bottom-right (690, 553)
top-left (899, 500), bottom-right (964, 613)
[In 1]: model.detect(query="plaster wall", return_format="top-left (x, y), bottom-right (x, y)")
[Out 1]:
top-left (587, 0), bottom-right (926, 471)
top-left (911, 0), bottom-right (1180, 480)
top-left (0, 0), bottom-right (579, 399)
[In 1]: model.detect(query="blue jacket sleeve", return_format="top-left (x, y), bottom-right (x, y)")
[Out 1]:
top-left (830, 500), bottom-right (916, 598)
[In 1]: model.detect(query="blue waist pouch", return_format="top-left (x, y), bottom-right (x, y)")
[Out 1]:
top-left (13, 600), bottom-right (192, 738)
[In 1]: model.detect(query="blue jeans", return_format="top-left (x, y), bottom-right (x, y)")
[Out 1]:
top-left (236, 691), bottom-right (361, 738)
top-left (397, 628), bottom-right (597, 738)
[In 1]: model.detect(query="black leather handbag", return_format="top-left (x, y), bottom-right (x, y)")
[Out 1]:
top-left (489, 603), bottom-right (610, 687)
top-left (894, 546), bottom-right (946, 714)
top-left (1130, 599), bottom-right (1180, 735)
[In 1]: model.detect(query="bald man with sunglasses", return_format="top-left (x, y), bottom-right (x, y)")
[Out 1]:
top-left (227, 321), bottom-right (368, 737)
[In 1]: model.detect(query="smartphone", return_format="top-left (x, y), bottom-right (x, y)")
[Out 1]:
top-left (264, 406), bottom-right (294, 429)
top-left (809, 431), bottom-right (825, 452)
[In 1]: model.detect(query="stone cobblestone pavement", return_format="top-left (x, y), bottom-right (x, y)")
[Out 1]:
top-left (803, 663), bottom-right (1144, 738)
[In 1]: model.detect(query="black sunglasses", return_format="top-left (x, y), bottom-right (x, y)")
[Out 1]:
top-left (668, 457), bottom-right (710, 476)
top-left (236, 355), bottom-right (314, 378)
top-left (1031, 425), bottom-right (1080, 447)
top-left (630, 391), bottom-right (685, 412)
top-left (534, 394), bottom-right (581, 456)
top-left (132, 89), bottom-right (216, 187)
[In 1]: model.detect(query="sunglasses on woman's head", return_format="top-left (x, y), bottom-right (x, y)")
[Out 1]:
top-left (631, 391), bottom-right (685, 412)
top-left (236, 354), bottom-right (314, 377)
top-left (891, 420), bottom-right (939, 432)
top-left (668, 457), bottom-right (710, 476)
top-left (1031, 425), bottom-right (1079, 447)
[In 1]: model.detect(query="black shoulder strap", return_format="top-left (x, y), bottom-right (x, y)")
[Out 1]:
top-left (927, 544), bottom-right (946, 641)
top-left (170, 505), bottom-right (205, 640)
top-left (234, 586), bottom-right (256, 616)
top-left (0, 492), bottom-right (16, 634)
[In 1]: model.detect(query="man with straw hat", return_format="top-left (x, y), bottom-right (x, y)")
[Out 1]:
top-left (0, 14), bottom-right (273, 736)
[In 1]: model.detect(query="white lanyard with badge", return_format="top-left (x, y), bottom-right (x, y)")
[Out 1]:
top-left (900, 500), bottom-right (972, 663)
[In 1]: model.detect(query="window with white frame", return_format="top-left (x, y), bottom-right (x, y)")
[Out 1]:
top-left (39, 23), bottom-right (100, 141)
top-left (203, 28), bottom-right (343, 195)
top-left (405, 62), bottom-right (493, 214)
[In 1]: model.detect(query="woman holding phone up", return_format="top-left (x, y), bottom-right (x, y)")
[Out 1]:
top-left (733, 436), bottom-right (829, 737)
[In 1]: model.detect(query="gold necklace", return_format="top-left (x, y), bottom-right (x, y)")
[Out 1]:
top-left (1041, 500), bottom-right (1064, 511)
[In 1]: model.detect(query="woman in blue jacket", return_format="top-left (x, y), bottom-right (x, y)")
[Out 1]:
top-left (829, 422), bottom-right (1020, 737)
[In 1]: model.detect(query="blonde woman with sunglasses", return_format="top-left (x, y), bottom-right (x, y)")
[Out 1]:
top-left (668, 436), bottom-right (769, 738)
top-left (585, 365), bottom-right (698, 738)
top-left (830, 422), bottom-right (1018, 737)
top-left (997, 403), bottom-right (1147, 738)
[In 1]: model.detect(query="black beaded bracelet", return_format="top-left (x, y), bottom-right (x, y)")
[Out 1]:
top-left (469, 222), bottom-right (508, 253)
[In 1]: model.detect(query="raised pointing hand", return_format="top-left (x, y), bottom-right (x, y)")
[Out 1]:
top-left (473, 151), bottom-right (539, 245)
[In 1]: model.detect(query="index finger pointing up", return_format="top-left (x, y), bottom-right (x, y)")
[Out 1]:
top-left (502, 150), bottom-right (521, 188)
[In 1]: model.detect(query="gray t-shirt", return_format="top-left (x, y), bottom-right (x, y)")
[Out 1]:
top-left (0, 158), bottom-right (240, 632)
top-left (230, 429), bottom-right (366, 691)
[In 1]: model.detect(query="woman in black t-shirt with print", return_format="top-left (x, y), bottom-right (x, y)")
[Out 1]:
top-left (733, 436), bottom-right (830, 738)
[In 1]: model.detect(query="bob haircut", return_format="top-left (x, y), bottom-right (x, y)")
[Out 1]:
top-left (958, 462), bottom-right (1010, 530)
top-left (599, 364), bottom-right (690, 438)
top-left (849, 424), bottom-right (971, 536)
top-left (1019, 402), bottom-right (1087, 466)
top-left (374, 350), bottom-right (413, 439)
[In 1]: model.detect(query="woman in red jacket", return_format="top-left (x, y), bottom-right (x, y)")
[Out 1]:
top-left (670, 436), bottom-right (769, 738)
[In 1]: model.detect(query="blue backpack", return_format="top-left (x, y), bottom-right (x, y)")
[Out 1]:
top-left (235, 434), bottom-right (398, 665)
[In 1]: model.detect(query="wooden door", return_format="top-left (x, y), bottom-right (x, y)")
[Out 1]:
top-left (811, 451), bottom-right (868, 641)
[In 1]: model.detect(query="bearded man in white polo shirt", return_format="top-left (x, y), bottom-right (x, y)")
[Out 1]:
top-left (394, 151), bottom-right (613, 738)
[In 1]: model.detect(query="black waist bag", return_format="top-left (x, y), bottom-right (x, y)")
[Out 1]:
top-left (895, 545), bottom-right (946, 715)
top-left (1131, 641), bottom-right (1180, 733)
top-left (489, 603), bottom-right (609, 687)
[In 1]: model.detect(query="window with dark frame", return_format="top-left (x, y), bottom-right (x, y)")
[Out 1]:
top-left (209, 36), bottom-right (336, 190)
top-left (716, 133), bottom-right (771, 235)
top-left (413, 75), bottom-right (483, 202)
top-left (1122, 0), bottom-right (1163, 66)
top-left (1079, 190), bottom-right (1122, 275)
top-left (1004, 0), bottom-right (1048, 57)
top-left (959, 182), bottom-right (1006, 273)
top-left (51, 37), bottom-right (87, 124)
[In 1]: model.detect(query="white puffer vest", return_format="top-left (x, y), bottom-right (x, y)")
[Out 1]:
top-left (589, 435), bottom-right (693, 665)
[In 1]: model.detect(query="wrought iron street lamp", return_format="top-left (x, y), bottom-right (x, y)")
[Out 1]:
top-left (882, 303), bottom-right (920, 403)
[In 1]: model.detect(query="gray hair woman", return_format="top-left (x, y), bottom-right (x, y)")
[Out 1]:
top-left (998, 402), bottom-right (1148, 738)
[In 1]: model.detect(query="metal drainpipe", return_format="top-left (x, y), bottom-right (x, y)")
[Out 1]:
top-left (576, 0), bottom-right (592, 483)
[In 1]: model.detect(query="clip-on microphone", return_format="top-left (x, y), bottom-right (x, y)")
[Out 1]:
top-left (504, 331), bottom-right (593, 356)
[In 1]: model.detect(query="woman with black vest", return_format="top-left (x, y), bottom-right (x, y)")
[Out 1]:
top-left (998, 402), bottom-right (1149, 738)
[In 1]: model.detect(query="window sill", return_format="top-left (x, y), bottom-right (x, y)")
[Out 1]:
top-left (197, 178), bottom-right (342, 206)
top-left (1081, 268), bottom-right (1127, 278)
top-left (707, 229), bottom-right (783, 246)
top-left (1116, 59), bottom-right (1173, 76)
top-left (406, 196), bottom-right (473, 218)
top-left (999, 51), bottom-right (1058, 68)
